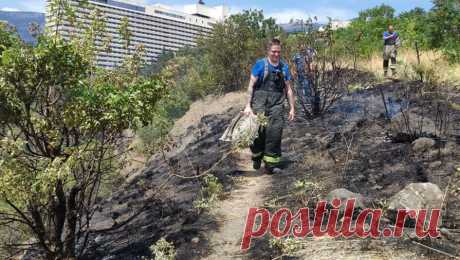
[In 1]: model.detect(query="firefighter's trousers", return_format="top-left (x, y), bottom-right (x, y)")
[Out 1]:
top-left (249, 89), bottom-right (285, 168)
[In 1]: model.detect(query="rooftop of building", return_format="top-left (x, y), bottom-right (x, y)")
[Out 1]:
top-left (90, 0), bottom-right (229, 22)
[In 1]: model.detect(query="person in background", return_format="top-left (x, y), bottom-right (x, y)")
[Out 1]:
top-left (302, 46), bottom-right (317, 97)
top-left (383, 25), bottom-right (400, 78)
top-left (293, 46), bottom-right (319, 114)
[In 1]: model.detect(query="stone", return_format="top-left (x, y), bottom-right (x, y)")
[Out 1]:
top-left (387, 183), bottom-right (443, 226)
top-left (429, 161), bottom-right (442, 169)
top-left (191, 237), bottom-right (200, 244)
top-left (326, 188), bottom-right (366, 213)
top-left (412, 137), bottom-right (435, 153)
top-left (388, 183), bottom-right (443, 210)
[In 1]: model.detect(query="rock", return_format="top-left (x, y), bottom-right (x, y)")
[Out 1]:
top-left (191, 237), bottom-right (200, 244)
top-left (387, 183), bottom-right (443, 226)
top-left (388, 183), bottom-right (443, 210)
top-left (326, 188), bottom-right (366, 214)
top-left (440, 228), bottom-right (452, 239)
top-left (429, 161), bottom-right (442, 169)
top-left (412, 137), bottom-right (435, 153)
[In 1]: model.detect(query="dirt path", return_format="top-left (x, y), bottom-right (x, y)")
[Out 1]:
top-left (200, 149), bottom-right (273, 259)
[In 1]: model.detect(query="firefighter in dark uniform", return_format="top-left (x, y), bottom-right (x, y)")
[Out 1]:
top-left (243, 38), bottom-right (296, 174)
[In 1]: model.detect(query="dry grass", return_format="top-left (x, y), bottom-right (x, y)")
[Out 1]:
top-left (303, 151), bottom-right (335, 171)
top-left (170, 91), bottom-right (246, 137)
top-left (356, 49), bottom-right (460, 86)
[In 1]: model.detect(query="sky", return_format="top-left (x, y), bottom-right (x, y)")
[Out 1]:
top-left (0, 0), bottom-right (434, 23)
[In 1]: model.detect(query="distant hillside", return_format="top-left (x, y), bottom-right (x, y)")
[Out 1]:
top-left (0, 11), bottom-right (45, 44)
top-left (279, 22), bottom-right (323, 33)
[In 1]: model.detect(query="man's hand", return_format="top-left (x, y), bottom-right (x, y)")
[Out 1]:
top-left (243, 104), bottom-right (254, 116)
top-left (288, 108), bottom-right (295, 121)
top-left (285, 80), bottom-right (295, 122)
top-left (384, 33), bottom-right (394, 40)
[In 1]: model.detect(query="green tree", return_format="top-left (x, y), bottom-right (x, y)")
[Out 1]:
top-left (336, 4), bottom-right (395, 58)
top-left (428, 0), bottom-right (460, 62)
top-left (200, 9), bottom-right (282, 92)
top-left (119, 16), bottom-right (132, 52)
top-left (0, 23), bottom-right (20, 55)
top-left (0, 1), bottom-right (168, 259)
top-left (397, 8), bottom-right (429, 49)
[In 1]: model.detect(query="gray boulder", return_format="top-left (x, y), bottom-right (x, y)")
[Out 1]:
top-left (412, 137), bottom-right (435, 153)
top-left (388, 183), bottom-right (443, 210)
top-left (388, 183), bottom-right (443, 226)
top-left (326, 188), bottom-right (366, 214)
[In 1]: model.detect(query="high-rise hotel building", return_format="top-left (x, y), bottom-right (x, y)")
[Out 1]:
top-left (46, 0), bottom-right (229, 68)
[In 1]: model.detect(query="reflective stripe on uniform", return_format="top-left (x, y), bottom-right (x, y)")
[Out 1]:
top-left (263, 155), bottom-right (281, 163)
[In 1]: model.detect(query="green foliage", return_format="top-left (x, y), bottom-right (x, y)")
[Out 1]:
top-left (0, 23), bottom-right (20, 56)
top-left (347, 83), bottom-right (365, 93)
top-left (119, 16), bottom-right (132, 51)
top-left (193, 174), bottom-right (224, 210)
top-left (397, 8), bottom-right (429, 49)
top-left (149, 238), bottom-right (176, 260)
top-left (333, 3), bottom-right (460, 63)
top-left (198, 9), bottom-right (282, 92)
top-left (135, 100), bottom-right (175, 155)
top-left (0, 1), bottom-right (169, 258)
top-left (269, 237), bottom-right (304, 256)
top-left (345, 4), bottom-right (395, 58)
top-left (293, 178), bottom-right (324, 205)
top-left (428, 0), bottom-right (460, 62)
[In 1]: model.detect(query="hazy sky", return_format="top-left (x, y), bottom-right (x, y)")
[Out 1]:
top-left (0, 0), bottom-right (434, 23)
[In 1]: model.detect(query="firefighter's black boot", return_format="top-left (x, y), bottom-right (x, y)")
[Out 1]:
top-left (252, 159), bottom-right (262, 170)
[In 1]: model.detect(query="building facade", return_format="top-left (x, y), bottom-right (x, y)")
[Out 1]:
top-left (46, 0), bottom-right (228, 68)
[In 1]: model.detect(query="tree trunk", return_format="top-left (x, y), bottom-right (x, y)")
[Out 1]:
top-left (63, 186), bottom-right (79, 259)
top-left (53, 180), bottom-right (67, 257)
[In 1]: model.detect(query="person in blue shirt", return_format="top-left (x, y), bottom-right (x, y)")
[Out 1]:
top-left (243, 38), bottom-right (295, 174)
top-left (383, 25), bottom-right (400, 77)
